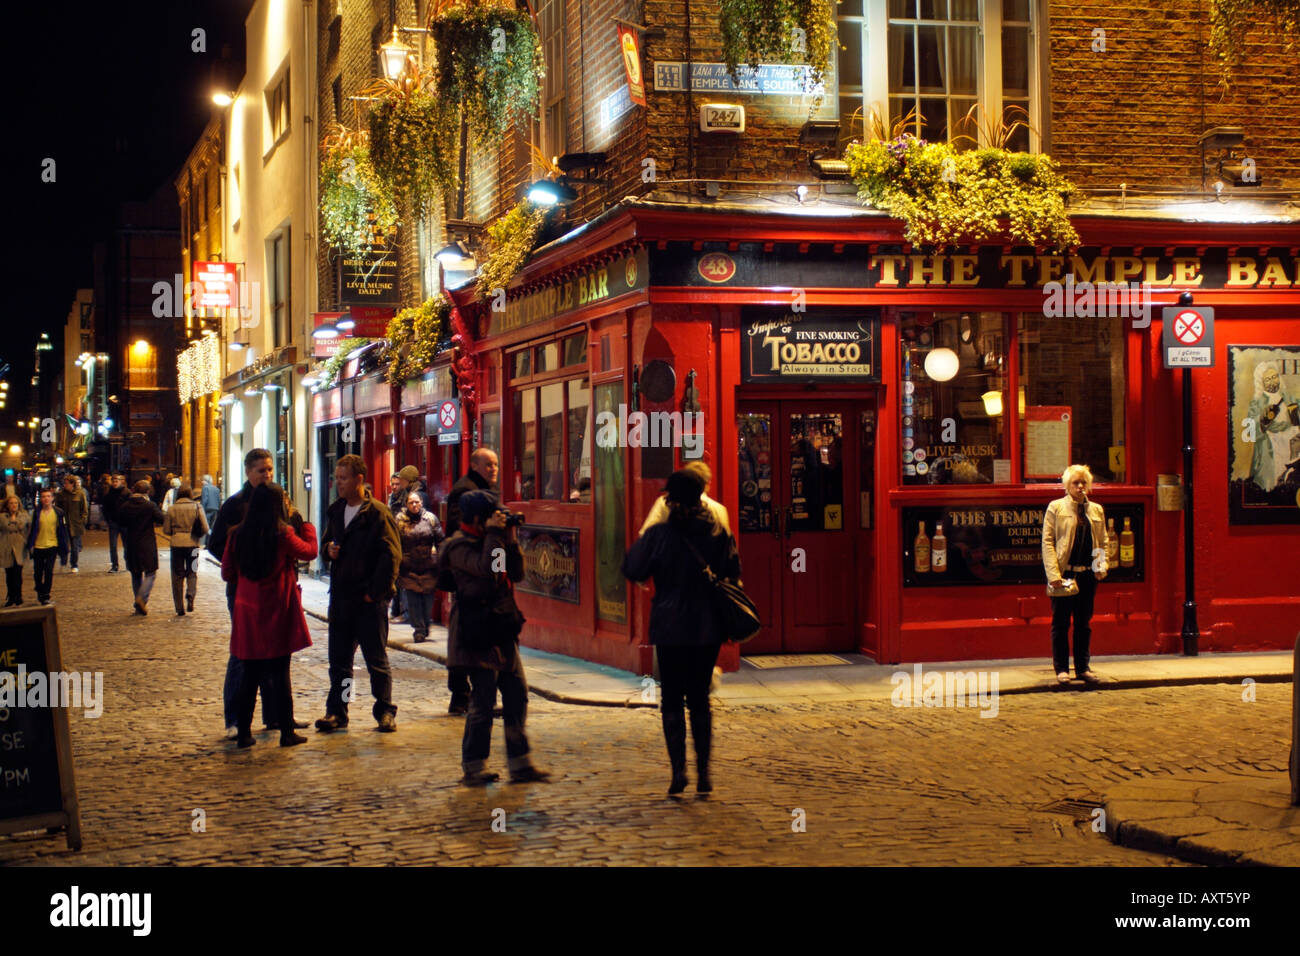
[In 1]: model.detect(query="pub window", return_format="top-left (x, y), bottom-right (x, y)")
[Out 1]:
top-left (839, 0), bottom-right (1040, 152)
top-left (900, 312), bottom-right (1008, 484)
top-left (510, 349), bottom-right (531, 380)
top-left (535, 342), bottom-right (560, 375)
top-left (508, 330), bottom-right (591, 503)
top-left (567, 378), bottom-right (592, 502)
top-left (563, 331), bottom-right (587, 367)
top-left (1017, 312), bottom-right (1126, 483)
top-left (512, 389), bottom-right (537, 500)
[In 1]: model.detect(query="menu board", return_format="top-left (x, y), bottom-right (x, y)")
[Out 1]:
top-left (903, 502), bottom-right (1145, 587)
top-left (1024, 406), bottom-right (1072, 479)
top-left (0, 607), bottom-right (82, 850)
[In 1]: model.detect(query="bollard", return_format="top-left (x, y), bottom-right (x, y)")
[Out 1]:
top-left (1292, 633), bottom-right (1299, 807)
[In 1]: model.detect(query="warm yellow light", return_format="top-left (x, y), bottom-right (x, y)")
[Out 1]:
top-left (7, 445), bottom-right (20, 455)
top-left (132, 339), bottom-right (151, 357)
top-left (981, 390), bottom-right (1004, 417)
top-left (212, 91), bottom-right (233, 107)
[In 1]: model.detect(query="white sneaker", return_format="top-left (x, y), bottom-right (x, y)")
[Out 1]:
top-left (71, 567), bottom-right (79, 574)
top-left (224, 726), bottom-right (239, 740)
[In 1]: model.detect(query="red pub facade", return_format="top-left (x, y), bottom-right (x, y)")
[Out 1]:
top-left (449, 199), bottom-right (1300, 674)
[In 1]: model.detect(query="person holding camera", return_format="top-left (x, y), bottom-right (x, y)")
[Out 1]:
top-left (1042, 464), bottom-right (1109, 685)
top-left (316, 454), bottom-right (402, 734)
top-left (443, 448), bottom-right (501, 714)
top-left (439, 490), bottom-right (549, 786)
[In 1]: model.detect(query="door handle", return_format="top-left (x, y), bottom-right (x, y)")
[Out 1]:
top-left (771, 505), bottom-right (781, 538)
top-left (784, 506), bottom-right (794, 538)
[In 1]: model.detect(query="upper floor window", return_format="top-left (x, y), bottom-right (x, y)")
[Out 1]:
top-left (269, 230), bottom-right (290, 349)
top-left (839, 0), bottom-right (1039, 152)
top-left (266, 69), bottom-right (290, 148)
top-left (538, 0), bottom-right (568, 161)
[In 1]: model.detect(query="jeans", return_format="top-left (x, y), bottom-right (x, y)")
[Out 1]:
top-left (449, 667), bottom-right (472, 708)
top-left (129, 570), bottom-right (156, 605)
top-left (657, 644), bottom-right (721, 774)
top-left (1051, 570), bottom-right (1098, 675)
top-left (403, 589), bottom-right (435, 638)
top-left (325, 596), bottom-right (395, 722)
top-left (32, 548), bottom-right (57, 601)
top-left (170, 547), bottom-right (198, 612)
top-left (107, 522), bottom-right (122, 569)
top-left (62, 535), bottom-right (82, 569)
top-left (462, 658), bottom-right (531, 774)
top-left (222, 590), bottom-right (275, 729)
top-left (4, 564), bottom-right (23, 604)
top-left (235, 656), bottom-right (293, 737)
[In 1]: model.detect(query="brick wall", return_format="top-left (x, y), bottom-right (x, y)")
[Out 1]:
top-left (1048, 0), bottom-right (1300, 191)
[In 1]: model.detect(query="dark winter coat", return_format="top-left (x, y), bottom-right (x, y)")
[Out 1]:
top-left (206, 482), bottom-right (253, 562)
top-left (395, 509), bottom-right (444, 593)
top-left (117, 494), bottom-right (165, 574)
top-left (0, 510), bottom-right (30, 568)
top-left (440, 528), bottom-right (524, 671)
top-left (54, 487), bottom-right (89, 537)
top-left (102, 486), bottom-right (129, 523)
top-left (25, 505), bottom-right (70, 560)
top-left (321, 493), bottom-right (402, 603)
top-left (445, 470), bottom-right (495, 531)
top-left (622, 506), bottom-right (741, 647)
top-left (223, 522), bottom-right (318, 660)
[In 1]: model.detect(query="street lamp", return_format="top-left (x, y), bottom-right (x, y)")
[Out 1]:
top-left (379, 27), bottom-right (413, 81)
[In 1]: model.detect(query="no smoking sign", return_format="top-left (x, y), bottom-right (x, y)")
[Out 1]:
top-left (1161, 306), bottom-right (1214, 369)
top-left (430, 398), bottom-right (462, 445)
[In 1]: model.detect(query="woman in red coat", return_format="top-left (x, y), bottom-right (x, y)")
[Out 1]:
top-left (222, 483), bottom-right (318, 748)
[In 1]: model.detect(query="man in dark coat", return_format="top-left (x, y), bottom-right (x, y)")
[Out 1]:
top-left (102, 473), bottom-right (129, 573)
top-left (440, 490), bottom-right (548, 786)
top-left (117, 480), bottom-right (165, 615)
top-left (441, 448), bottom-right (500, 714)
top-left (207, 449), bottom-right (278, 738)
top-left (315, 454), bottom-right (403, 733)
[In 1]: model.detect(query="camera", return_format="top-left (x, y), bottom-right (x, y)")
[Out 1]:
top-left (497, 508), bottom-right (526, 528)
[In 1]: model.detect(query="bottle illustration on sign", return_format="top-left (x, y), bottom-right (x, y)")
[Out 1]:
top-left (1105, 517), bottom-right (1119, 567)
top-left (1119, 516), bottom-right (1135, 567)
top-left (914, 522), bottom-right (931, 574)
top-left (931, 522), bottom-right (947, 572)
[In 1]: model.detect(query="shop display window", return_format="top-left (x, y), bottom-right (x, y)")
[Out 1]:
top-left (900, 312), bottom-right (1008, 484)
top-left (1018, 312), bottom-right (1126, 483)
top-left (506, 329), bottom-right (592, 503)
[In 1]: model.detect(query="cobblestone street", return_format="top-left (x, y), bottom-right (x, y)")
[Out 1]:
top-left (2, 536), bottom-right (1292, 866)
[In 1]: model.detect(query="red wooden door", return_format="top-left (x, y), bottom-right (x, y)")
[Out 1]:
top-left (736, 400), bottom-right (865, 653)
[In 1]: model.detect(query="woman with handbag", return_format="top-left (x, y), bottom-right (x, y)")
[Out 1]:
top-left (221, 482), bottom-right (318, 748)
top-left (161, 484), bottom-right (208, 616)
top-left (623, 467), bottom-right (742, 796)
top-left (1041, 464), bottom-right (1109, 686)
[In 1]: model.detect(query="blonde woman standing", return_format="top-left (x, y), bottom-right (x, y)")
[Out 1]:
top-left (1041, 464), bottom-right (1109, 685)
top-left (0, 496), bottom-right (31, 607)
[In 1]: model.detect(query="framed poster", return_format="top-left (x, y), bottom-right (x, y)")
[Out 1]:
top-left (1228, 346), bottom-right (1300, 525)
top-left (516, 526), bottom-right (580, 603)
top-left (1024, 406), bottom-right (1072, 479)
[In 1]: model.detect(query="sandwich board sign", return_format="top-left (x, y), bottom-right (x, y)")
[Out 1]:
top-left (0, 605), bottom-right (83, 850)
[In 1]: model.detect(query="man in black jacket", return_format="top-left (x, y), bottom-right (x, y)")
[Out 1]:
top-left (441, 448), bottom-right (500, 714)
top-left (316, 454), bottom-right (402, 733)
top-left (102, 474), bottom-right (129, 573)
top-left (208, 448), bottom-right (276, 739)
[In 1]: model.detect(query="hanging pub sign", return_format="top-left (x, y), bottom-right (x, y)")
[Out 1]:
top-left (340, 237), bottom-right (398, 307)
top-left (741, 306), bottom-right (881, 383)
top-left (192, 261), bottom-right (240, 309)
top-left (617, 24), bottom-right (646, 106)
top-left (903, 503), bottom-right (1146, 587)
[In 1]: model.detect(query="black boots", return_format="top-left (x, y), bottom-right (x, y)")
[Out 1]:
top-left (663, 710), bottom-right (688, 795)
top-left (690, 708), bottom-right (713, 794)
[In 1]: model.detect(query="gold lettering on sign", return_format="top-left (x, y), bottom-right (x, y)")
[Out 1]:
top-left (1068, 255), bottom-right (1107, 285)
top-left (951, 255), bottom-right (979, 286)
top-left (1142, 257), bottom-right (1174, 286)
top-left (871, 255), bottom-right (906, 286)
top-left (908, 255), bottom-right (946, 286)
top-left (1036, 256), bottom-right (1064, 286)
top-left (1112, 256), bottom-right (1144, 283)
top-left (1226, 258), bottom-right (1258, 286)
top-left (1000, 255), bottom-right (1035, 286)
top-left (1172, 258), bottom-right (1204, 286)
top-left (1258, 257), bottom-right (1293, 287)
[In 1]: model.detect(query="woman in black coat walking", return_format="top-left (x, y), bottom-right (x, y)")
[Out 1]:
top-left (623, 467), bottom-right (741, 796)
top-left (118, 480), bottom-right (165, 615)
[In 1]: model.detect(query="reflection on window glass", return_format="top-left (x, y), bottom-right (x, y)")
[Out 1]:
top-left (789, 413), bottom-right (844, 532)
top-left (901, 312), bottom-right (1007, 484)
top-left (1018, 313), bottom-right (1126, 483)
top-left (563, 332), bottom-right (587, 367)
top-left (482, 411), bottom-right (500, 469)
top-left (512, 388), bottom-right (536, 500)
top-left (737, 414), bottom-right (773, 534)
top-left (539, 382), bottom-right (564, 499)
top-left (536, 342), bottom-right (560, 374)
top-left (568, 379), bottom-right (591, 502)
top-left (510, 350), bottom-right (530, 380)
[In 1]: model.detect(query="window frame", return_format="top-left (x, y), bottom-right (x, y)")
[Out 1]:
top-left (505, 328), bottom-right (592, 505)
top-left (847, 0), bottom-right (1045, 152)
top-left (268, 229), bottom-right (290, 350)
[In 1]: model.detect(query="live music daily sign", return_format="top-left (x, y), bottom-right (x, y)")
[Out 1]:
top-left (0, 605), bottom-right (83, 851)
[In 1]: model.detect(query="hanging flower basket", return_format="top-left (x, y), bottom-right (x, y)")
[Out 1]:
top-left (428, 0), bottom-right (544, 143)
top-left (719, 0), bottom-right (835, 88)
top-left (384, 296), bottom-right (452, 384)
top-left (365, 59), bottom-right (458, 211)
top-left (318, 337), bottom-right (382, 389)
top-left (843, 135), bottom-right (1081, 252)
top-left (319, 125), bottom-right (398, 256)
top-left (476, 201), bottom-right (555, 301)
top-left (1208, 0), bottom-right (1300, 85)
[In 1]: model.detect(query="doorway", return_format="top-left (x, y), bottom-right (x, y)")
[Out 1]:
top-left (736, 398), bottom-right (877, 655)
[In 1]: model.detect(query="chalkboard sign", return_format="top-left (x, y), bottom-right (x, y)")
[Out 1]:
top-left (0, 605), bottom-right (82, 850)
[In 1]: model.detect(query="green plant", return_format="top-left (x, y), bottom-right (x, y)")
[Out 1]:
top-left (719, 0), bottom-right (836, 87)
top-left (1209, 0), bottom-right (1300, 84)
top-left (429, 0), bottom-right (544, 143)
top-left (476, 201), bottom-right (553, 300)
top-left (318, 337), bottom-right (379, 389)
top-left (843, 134), bottom-right (1080, 251)
top-left (319, 124), bottom-right (398, 255)
top-left (366, 58), bottom-right (458, 211)
top-left (384, 296), bottom-right (452, 384)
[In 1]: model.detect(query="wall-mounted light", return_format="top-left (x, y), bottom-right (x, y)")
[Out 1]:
top-left (312, 321), bottom-right (339, 340)
top-left (244, 385), bottom-right (262, 397)
top-left (335, 314), bottom-right (356, 331)
top-left (981, 390), bottom-right (1004, 417)
top-left (212, 91), bottom-right (235, 107)
top-left (435, 240), bottom-right (472, 265)
top-left (378, 26), bottom-right (413, 81)
top-left (526, 178), bottom-right (578, 206)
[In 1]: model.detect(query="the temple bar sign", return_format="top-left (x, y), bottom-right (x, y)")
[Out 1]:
top-left (488, 246), bottom-right (648, 337)
top-left (741, 307), bottom-right (882, 382)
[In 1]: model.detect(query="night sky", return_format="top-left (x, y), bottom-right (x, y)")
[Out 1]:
top-left (8, 0), bottom-right (255, 417)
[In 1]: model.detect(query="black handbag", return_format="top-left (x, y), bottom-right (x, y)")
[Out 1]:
top-left (456, 595), bottom-right (525, 650)
top-left (681, 534), bottom-right (761, 644)
top-left (191, 512), bottom-right (205, 538)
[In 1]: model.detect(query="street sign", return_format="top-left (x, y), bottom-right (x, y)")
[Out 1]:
top-left (1162, 306), bottom-right (1215, 368)
top-left (428, 399), bottom-right (462, 446)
